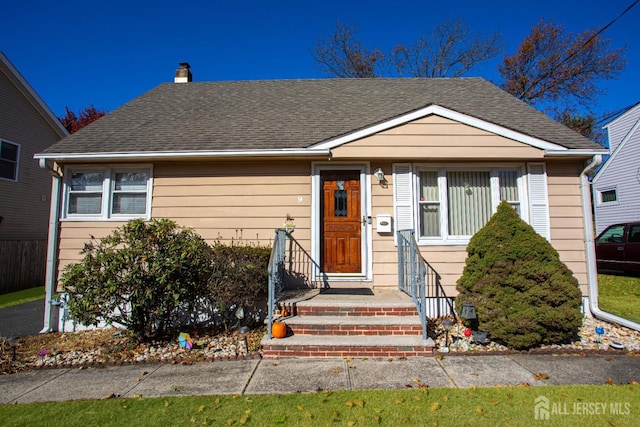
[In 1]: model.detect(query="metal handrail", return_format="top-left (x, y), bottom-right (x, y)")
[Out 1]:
top-left (267, 229), bottom-right (286, 339)
top-left (397, 229), bottom-right (456, 339)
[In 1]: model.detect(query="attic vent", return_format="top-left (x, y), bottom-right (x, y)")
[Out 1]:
top-left (174, 62), bottom-right (192, 83)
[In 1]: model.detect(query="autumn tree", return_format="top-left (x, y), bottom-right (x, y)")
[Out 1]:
top-left (498, 19), bottom-right (625, 116)
top-left (313, 20), bottom-right (502, 78)
top-left (391, 19), bottom-right (503, 77)
top-left (59, 105), bottom-right (107, 133)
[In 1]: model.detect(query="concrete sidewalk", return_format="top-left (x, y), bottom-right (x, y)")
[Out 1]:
top-left (1, 353), bottom-right (638, 404)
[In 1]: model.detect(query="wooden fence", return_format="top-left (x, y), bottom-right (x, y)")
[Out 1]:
top-left (0, 240), bottom-right (47, 295)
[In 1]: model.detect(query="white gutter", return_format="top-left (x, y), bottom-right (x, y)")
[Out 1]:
top-left (581, 154), bottom-right (640, 331)
top-left (38, 159), bottom-right (62, 333)
top-left (545, 149), bottom-right (608, 157)
top-left (33, 148), bottom-right (332, 162)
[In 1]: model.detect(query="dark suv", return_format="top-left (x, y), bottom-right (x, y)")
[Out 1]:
top-left (595, 222), bottom-right (640, 273)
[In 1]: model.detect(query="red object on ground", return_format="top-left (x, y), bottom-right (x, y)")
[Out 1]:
top-left (464, 328), bottom-right (472, 337)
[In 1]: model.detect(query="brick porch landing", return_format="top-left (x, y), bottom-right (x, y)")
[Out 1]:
top-left (262, 288), bottom-right (436, 358)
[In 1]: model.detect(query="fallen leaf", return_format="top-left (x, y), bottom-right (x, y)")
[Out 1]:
top-left (239, 414), bottom-right (249, 425)
top-left (101, 393), bottom-right (116, 400)
top-left (352, 399), bottom-right (364, 408)
top-left (430, 402), bottom-right (441, 412)
top-left (225, 419), bottom-right (234, 426)
top-left (488, 398), bottom-right (499, 406)
top-left (346, 357), bottom-right (353, 362)
top-left (305, 412), bottom-right (313, 421)
top-left (442, 395), bottom-right (449, 402)
top-left (533, 372), bottom-right (549, 380)
top-left (412, 378), bottom-right (421, 383)
top-left (475, 406), bottom-right (484, 415)
top-left (331, 368), bottom-right (343, 374)
top-left (164, 400), bottom-right (170, 407)
top-left (296, 404), bottom-right (304, 411)
top-left (347, 421), bottom-right (356, 427)
top-left (414, 396), bottom-right (421, 401)
top-left (396, 396), bottom-right (405, 404)
top-left (605, 377), bottom-right (614, 385)
top-left (374, 415), bottom-right (381, 424)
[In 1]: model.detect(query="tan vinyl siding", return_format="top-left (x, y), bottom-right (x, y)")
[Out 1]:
top-left (332, 116), bottom-right (543, 160)
top-left (57, 160), bottom-right (313, 279)
top-left (546, 160), bottom-right (588, 294)
top-left (0, 66), bottom-right (61, 240)
top-left (368, 159), bottom-right (589, 296)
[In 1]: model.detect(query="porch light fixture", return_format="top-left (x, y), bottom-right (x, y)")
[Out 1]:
top-left (373, 168), bottom-right (385, 182)
top-left (460, 302), bottom-right (477, 320)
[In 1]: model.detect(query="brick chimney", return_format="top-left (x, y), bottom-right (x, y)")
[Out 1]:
top-left (174, 62), bottom-right (192, 83)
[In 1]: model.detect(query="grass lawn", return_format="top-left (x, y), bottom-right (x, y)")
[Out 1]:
top-left (598, 274), bottom-right (640, 324)
top-left (0, 287), bottom-right (44, 309)
top-left (0, 385), bottom-right (638, 426)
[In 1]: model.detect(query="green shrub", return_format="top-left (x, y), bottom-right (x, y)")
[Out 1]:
top-left (207, 244), bottom-right (271, 331)
top-left (60, 219), bottom-right (213, 341)
top-left (455, 201), bottom-right (583, 349)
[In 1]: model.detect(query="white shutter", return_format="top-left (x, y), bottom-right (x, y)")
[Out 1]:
top-left (393, 164), bottom-right (414, 234)
top-left (527, 162), bottom-right (550, 241)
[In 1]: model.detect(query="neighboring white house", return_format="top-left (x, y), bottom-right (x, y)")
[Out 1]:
top-left (593, 102), bottom-right (640, 235)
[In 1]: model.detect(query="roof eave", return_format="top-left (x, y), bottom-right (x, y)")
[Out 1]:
top-left (33, 148), bottom-right (332, 162)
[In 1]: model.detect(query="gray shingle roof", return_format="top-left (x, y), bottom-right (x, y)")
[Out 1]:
top-left (40, 78), bottom-right (603, 155)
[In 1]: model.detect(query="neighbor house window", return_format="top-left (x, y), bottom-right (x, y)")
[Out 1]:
top-left (598, 188), bottom-right (618, 205)
top-left (64, 166), bottom-right (152, 220)
top-left (415, 167), bottom-right (524, 243)
top-left (0, 140), bottom-right (20, 181)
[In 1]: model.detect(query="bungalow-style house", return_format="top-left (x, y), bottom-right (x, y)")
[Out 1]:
top-left (35, 64), bottom-right (609, 355)
top-left (592, 102), bottom-right (640, 235)
top-left (0, 52), bottom-right (68, 295)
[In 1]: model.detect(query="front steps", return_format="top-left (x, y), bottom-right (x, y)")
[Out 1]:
top-left (262, 289), bottom-right (436, 358)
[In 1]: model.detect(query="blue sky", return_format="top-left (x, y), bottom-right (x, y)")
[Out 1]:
top-left (2, 0), bottom-right (638, 126)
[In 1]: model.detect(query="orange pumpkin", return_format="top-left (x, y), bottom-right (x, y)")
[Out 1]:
top-left (272, 322), bottom-right (287, 339)
top-left (281, 307), bottom-right (289, 317)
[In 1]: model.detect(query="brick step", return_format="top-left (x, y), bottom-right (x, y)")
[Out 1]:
top-left (261, 335), bottom-right (435, 358)
top-left (291, 302), bottom-right (418, 317)
top-left (282, 315), bottom-right (423, 336)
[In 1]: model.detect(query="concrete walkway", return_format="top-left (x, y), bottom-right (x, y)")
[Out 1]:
top-left (1, 353), bottom-right (638, 404)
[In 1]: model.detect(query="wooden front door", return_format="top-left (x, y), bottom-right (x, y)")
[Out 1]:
top-left (321, 170), bottom-right (362, 273)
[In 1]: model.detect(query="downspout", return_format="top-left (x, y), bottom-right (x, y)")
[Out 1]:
top-left (38, 159), bottom-right (62, 333)
top-left (581, 154), bottom-right (640, 331)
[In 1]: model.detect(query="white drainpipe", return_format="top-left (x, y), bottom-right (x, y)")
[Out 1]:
top-left (38, 159), bottom-right (62, 333)
top-left (581, 154), bottom-right (640, 331)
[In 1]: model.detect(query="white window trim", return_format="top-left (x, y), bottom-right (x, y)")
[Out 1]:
top-left (0, 139), bottom-right (20, 182)
top-left (395, 162), bottom-right (530, 246)
top-left (596, 187), bottom-right (618, 206)
top-left (62, 165), bottom-right (153, 221)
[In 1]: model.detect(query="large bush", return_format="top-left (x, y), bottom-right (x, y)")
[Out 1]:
top-left (456, 201), bottom-right (583, 349)
top-left (207, 243), bottom-right (271, 330)
top-left (61, 219), bottom-right (213, 341)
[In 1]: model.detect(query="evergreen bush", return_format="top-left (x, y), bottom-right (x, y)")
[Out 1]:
top-left (455, 201), bottom-right (583, 349)
top-left (61, 219), bottom-right (213, 341)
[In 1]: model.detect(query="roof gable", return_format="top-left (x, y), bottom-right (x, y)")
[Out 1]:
top-left (311, 104), bottom-right (565, 151)
top-left (593, 106), bottom-right (640, 183)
